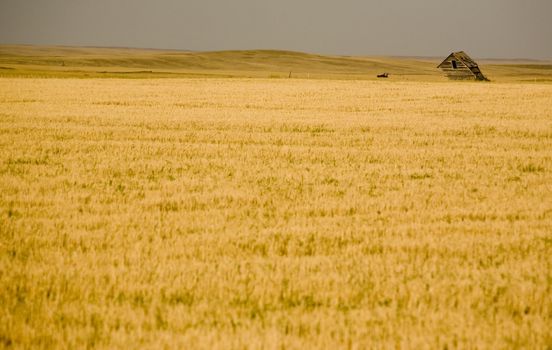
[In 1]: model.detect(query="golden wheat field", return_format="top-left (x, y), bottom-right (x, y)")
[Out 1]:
top-left (0, 76), bottom-right (551, 349)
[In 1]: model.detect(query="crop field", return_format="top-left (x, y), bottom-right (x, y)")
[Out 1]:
top-left (1, 47), bottom-right (552, 349)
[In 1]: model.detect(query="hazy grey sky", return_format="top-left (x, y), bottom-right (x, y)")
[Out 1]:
top-left (1, 0), bottom-right (551, 59)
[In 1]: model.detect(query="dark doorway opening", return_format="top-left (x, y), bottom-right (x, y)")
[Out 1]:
top-left (451, 60), bottom-right (458, 69)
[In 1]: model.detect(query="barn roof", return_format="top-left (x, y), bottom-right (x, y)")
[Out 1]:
top-left (437, 51), bottom-right (479, 68)
top-left (437, 51), bottom-right (488, 80)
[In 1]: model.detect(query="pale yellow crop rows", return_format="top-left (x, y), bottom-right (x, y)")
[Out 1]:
top-left (0, 78), bottom-right (551, 349)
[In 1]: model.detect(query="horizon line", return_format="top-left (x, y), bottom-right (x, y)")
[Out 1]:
top-left (1, 42), bottom-right (550, 62)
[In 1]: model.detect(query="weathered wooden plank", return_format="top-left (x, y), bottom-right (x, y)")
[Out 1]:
top-left (444, 69), bottom-right (473, 73)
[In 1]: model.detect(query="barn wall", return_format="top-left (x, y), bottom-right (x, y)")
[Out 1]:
top-left (439, 57), bottom-right (476, 80)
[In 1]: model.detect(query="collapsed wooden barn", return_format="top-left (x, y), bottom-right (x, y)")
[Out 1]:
top-left (437, 51), bottom-right (488, 81)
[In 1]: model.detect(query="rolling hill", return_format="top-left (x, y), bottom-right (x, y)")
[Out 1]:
top-left (0, 45), bottom-right (550, 81)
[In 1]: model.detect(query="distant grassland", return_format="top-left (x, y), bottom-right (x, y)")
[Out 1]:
top-left (1, 45), bottom-right (552, 81)
top-left (1, 73), bottom-right (552, 348)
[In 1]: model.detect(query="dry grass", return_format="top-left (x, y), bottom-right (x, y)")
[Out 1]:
top-left (0, 77), bottom-right (551, 349)
top-left (2, 45), bottom-right (552, 82)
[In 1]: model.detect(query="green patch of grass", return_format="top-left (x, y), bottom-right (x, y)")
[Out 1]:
top-left (410, 173), bottom-right (432, 180)
top-left (519, 164), bottom-right (545, 173)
